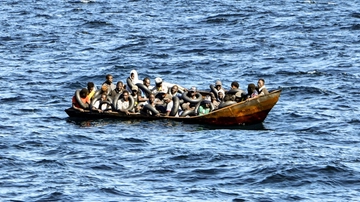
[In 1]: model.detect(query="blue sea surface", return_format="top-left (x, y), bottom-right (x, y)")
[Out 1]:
top-left (1, 0), bottom-right (360, 201)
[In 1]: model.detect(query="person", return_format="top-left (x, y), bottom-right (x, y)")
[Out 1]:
top-left (159, 94), bottom-right (174, 117)
top-left (224, 81), bottom-right (244, 102)
top-left (235, 92), bottom-right (244, 102)
top-left (214, 80), bottom-right (225, 96)
top-left (86, 82), bottom-right (96, 101)
top-left (126, 69), bottom-right (142, 92)
top-left (151, 77), bottom-right (168, 94)
top-left (102, 74), bottom-right (116, 92)
top-left (92, 93), bottom-right (112, 113)
top-left (99, 84), bottom-right (110, 96)
top-left (218, 91), bottom-right (224, 102)
top-left (111, 81), bottom-right (125, 100)
top-left (116, 90), bottom-right (132, 115)
top-left (72, 88), bottom-right (90, 112)
top-left (210, 92), bottom-right (220, 109)
top-left (131, 85), bottom-right (142, 112)
top-left (181, 86), bottom-right (199, 111)
top-left (247, 83), bottom-right (258, 99)
top-left (257, 78), bottom-right (269, 96)
top-left (141, 77), bottom-right (153, 98)
top-left (141, 93), bottom-right (158, 116)
top-left (169, 85), bottom-right (182, 98)
top-left (198, 100), bottom-right (211, 115)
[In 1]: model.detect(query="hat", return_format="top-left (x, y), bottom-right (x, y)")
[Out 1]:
top-left (203, 100), bottom-right (211, 104)
top-left (101, 84), bottom-right (108, 92)
top-left (215, 80), bottom-right (222, 86)
top-left (132, 86), bottom-right (138, 91)
top-left (155, 77), bottom-right (163, 84)
top-left (235, 91), bottom-right (243, 98)
top-left (189, 86), bottom-right (197, 92)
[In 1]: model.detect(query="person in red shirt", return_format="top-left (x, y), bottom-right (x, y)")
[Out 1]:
top-left (72, 88), bottom-right (90, 112)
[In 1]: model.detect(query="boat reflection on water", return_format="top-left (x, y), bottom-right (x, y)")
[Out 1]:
top-left (66, 117), bottom-right (267, 130)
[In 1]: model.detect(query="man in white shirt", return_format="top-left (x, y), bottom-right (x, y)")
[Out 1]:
top-left (92, 93), bottom-right (112, 113)
top-left (117, 90), bottom-right (131, 115)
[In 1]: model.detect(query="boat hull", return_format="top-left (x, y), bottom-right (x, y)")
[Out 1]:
top-left (65, 90), bottom-right (281, 126)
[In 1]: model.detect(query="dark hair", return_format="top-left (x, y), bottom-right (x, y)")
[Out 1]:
top-left (231, 81), bottom-right (239, 88)
top-left (143, 77), bottom-right (150, 82)
top-left (122, 90), bottom-right (129, 95)
top-left (259, 78), bottom-right (265, 84)
top-left (80, 88), bottom-right (89, 98)
top-left (247, 83), bottom-right (256, 94)
top-left (87, 82), bottom-right (94, 89)
top-left (116, 81), bottom-right (123, 85)
top-left (106, 74), bottom-right (113, 80)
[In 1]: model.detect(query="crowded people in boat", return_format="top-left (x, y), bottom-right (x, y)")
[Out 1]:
top-left (70, 68), bottom-right (273, 117)
top-left (72, 88), bottom-right (90, 112)
top-left (92, 93), bottom-right (112, 113)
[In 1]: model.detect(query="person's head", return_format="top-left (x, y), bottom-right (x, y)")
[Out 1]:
top-left (101, 84), bottom-right (108, 93)
top-left (163, 94), bottom-right (172, 103)
top-left (171, 85), bottom-right (178, 94)
top-left (130, 73), bottom-right (135, 80)
top-left (116, 81), bottom-right (124, 90)
top-left (215, 80), bottom-right (222, 90)
top-left (143, 77), bottom-right (151, 87)
top-left (80, 88), bottom-right (89, 98)
top-left (106, 74), bottom-right (113, 83)
top-left (122, 90), bottom-right (129, 101)
top-left (189, 86), bottom-right (197, 96)
top-left (155, 77), bottom-right (163, 87)
top-left (258, 79), bottom-right (265, 88)
top-left (248, 83), bottom-right (256, 94)
top-left (100, 93), bottom-right (107, 101)
top-left (87, 82), bottom-right (95, 91)
top-left (148, 93), bottom-right (155, 103)
top-left (218, 91), bottom-right (224, 99)
top-left (231, 81), bottom-right (239, 89)
top-left (203, 100), bottom-right (211, 108)
top-left (131, 86), bottom-right (138, 95)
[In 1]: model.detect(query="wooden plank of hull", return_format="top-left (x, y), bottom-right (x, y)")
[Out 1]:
top-left (65, 89), bottom-right (281, 126)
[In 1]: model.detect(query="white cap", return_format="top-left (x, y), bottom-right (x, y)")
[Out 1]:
top-left (155, 77), bottom-right (163, 84)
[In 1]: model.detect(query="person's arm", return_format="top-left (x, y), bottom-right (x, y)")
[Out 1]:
top-left (72, 103), bottom-right (84, 112)
top-left (137, 91), bottom-right (148, 102)
top-left (117, 101), bottom-right (131, 115)
top-left (92, 101), bottom-right (103, 112)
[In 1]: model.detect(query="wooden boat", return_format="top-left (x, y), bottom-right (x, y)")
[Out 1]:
top-left (65, 89), bottom-right (281, 126)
